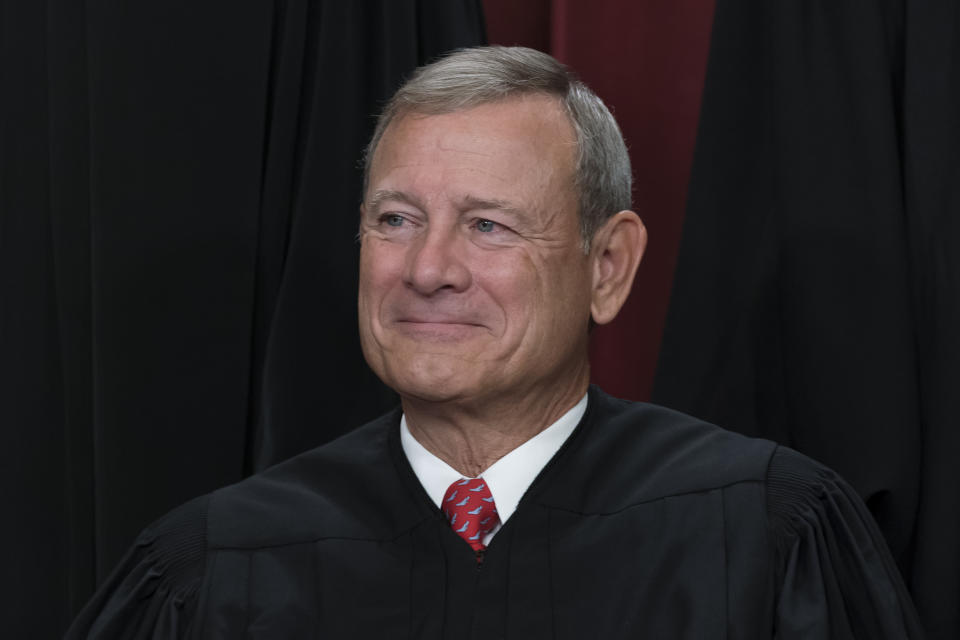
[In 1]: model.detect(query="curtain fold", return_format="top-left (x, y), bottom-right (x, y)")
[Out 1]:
top-left (654, 0), bottom-right (959, 636)
top-left (1, 1), bottom-right (484, 635)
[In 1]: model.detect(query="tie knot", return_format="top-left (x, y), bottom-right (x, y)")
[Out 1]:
top-left (442, 477), bottom-right (500, 552)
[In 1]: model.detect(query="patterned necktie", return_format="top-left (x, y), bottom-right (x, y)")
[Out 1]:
top-left (442, 477), bottom-right (500, 553)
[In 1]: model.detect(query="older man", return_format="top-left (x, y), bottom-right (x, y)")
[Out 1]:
top-left (68, 47), bottom-right (921, 639)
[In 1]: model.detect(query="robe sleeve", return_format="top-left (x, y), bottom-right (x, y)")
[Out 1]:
top-left (65, 495), bottom-right (209, 639)
top-left (766, 447), bottom-right (924, 638)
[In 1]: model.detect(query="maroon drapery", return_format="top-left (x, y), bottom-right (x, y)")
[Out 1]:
top-left (482, 0), bottom-right (715, 400)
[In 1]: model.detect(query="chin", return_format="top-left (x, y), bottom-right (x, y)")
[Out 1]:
top-left (380, 354), bottom-right (483, 404)
top-left (390, 377), bottom-right (476, 405)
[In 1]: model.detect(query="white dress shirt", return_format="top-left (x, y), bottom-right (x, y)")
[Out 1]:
top-left (400, 393), bottom-right (588, 544)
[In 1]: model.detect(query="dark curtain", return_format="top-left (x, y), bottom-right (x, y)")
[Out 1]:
top-left (654, 0), bottom-right (959, 637)
top-left (0, 0), bottom-right (484, 635)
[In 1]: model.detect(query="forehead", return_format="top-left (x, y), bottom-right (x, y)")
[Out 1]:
top-left (367, 95), bottom-right (577, 204)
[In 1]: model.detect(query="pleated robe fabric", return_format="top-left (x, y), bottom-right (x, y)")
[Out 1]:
top-left (653, 1), bottom-right (960, 637)
top-left (67, 387), bottom-right (921, 639)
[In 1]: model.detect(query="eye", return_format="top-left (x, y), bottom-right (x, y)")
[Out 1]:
top-left (382, 214), bottom-right (406, 227)
top-left (475, 219), bottom-right (497, 233)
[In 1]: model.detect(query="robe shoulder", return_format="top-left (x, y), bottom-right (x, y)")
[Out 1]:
top-left (555, 389), bottom-right (924, 637)
top-left (64, 495), bottom-right (209, 640)
top-left (64, 410), bottom-right (414, 639)
top-left (206, 408), bottom-right (422, 549)
top-left (538, 388), bottom-right (779, 513)
top-left (764, 446), bottom-right (925, 638)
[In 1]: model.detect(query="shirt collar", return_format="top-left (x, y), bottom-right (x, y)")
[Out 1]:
top-left (400, 393), bottom-right (588, 524)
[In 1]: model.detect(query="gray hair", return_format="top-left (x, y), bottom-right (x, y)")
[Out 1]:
top-left (363, 46), bottom-right (632, 250)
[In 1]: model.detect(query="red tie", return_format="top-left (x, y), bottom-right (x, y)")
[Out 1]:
top-left (442, 477), bottom-right (500, 552)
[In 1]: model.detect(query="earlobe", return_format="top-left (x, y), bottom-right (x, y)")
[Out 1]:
top-left (590, 211), bottom-right (647, 325)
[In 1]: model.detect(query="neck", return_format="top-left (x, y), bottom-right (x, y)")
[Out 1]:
top-left (402, 369), bottom-right (589, 477)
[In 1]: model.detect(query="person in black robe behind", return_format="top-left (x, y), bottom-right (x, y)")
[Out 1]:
top-left (66, 46), bottom-right (923, 639)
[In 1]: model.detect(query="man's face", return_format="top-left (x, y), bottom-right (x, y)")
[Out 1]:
top-left (358, 95), bottom-right (595, 407)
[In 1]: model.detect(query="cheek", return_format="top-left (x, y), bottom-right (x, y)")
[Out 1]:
top-left (359, 242), bottom-right (403, 307)
top-left (358, 245), bottom-right (399, 368)
top-left (538, 260), bottom-right (593, 332)
top-left (474, 254), bottom-right (548, 329)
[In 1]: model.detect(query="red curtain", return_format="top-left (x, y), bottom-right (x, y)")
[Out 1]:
top-left (483, 0), bottom-right (715, 400)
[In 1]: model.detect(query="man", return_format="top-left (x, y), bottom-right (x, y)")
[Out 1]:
top-left (68, 46), bottom-right (922, 639)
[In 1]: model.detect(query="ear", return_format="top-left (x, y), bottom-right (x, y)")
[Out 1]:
top-left (589, 211), bottom-right (647, 325)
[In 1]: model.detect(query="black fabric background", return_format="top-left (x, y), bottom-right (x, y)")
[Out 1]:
top-left (654, 0), bottom-right (959, 637)
top-left (1, 1), bottom-right (484, 635)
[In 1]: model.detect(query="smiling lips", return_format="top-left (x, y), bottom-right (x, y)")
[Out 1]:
top-left (392, 316), bottom-right (488, 339)
top-left (392, 307), bottom-right (486, 327)
top-left (398, 317), bottom-right (481, 325)
top-left (397, 318), bottom-right (484, 328)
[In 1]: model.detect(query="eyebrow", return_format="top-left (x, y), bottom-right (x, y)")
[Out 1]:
top-left (460, 195), bottom-right (522, 217)
top-left (366, 190), bottom-right (523, 217)
top-left (366, 189), bottom-right (422, 212)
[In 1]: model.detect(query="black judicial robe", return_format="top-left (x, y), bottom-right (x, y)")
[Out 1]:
top-left (66, 387), bottom-right (923, 639)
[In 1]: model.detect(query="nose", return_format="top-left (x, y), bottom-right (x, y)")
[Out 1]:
top-left (402, 224), bottom-right (472, 295)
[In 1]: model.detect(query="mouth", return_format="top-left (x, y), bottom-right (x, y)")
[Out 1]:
top-left (392, 319), bottom-right (487, 340)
